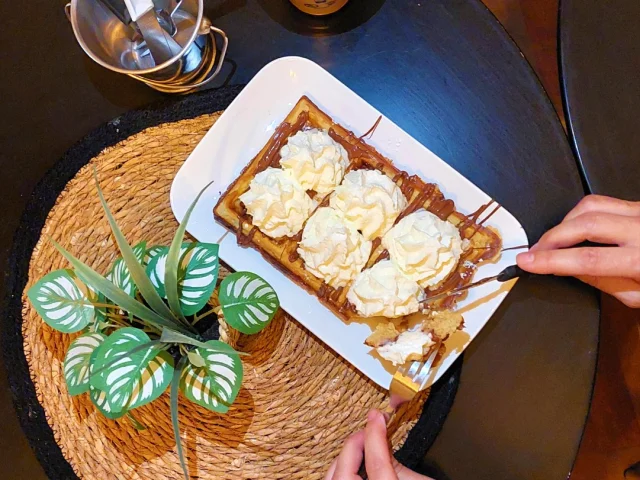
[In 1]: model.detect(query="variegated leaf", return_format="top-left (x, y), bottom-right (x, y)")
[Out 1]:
top-left (180, 340), bottom-right (242, 412)
top-left (27, 269), bottom-right (94, 333)
top-left (88, 347), bottom-right (127, 419)
top-left (90, 386), bottom-right (127, 419)
top-left (90, 328), bottom-right (165, 411)
top-left (64, 332), bottom-right (106, 396)
top-left (145, 245), bottom-right (165, 266)
top-left (127, 350), bottom-right (173, 410)
top-left (180, 363), bottom-right (227, 413)
top-left (146, 243), bottom-right (219, 315)
top-left (106, 241), bottom-right (146, 297)
top-left (219, 272), bottom-right (279, 334)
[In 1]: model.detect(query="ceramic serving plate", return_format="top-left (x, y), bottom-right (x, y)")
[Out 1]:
top-left (170, 56), bottom-right (528, 389)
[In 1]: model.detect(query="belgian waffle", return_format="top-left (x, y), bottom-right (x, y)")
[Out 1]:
top-left (214, 96), bottom-right (502, 322)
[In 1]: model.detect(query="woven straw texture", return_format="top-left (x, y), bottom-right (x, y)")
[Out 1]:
top-left (20, 112), bottom-right (429, 479)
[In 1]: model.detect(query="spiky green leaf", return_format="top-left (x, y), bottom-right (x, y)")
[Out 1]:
top-left (92, 169), bottom-right (179, 325)
top-left (166, 182), bottom-right (214, 323)
top-left (27, 269), bottom-right (94, 333)
top-left (171, 356), bottom-right (189, 480)
top-left (106, 241), bottom-right (146, 297)
top-left (85, 283), bottom-right (109, 328)
top-left (159, 328), bottom-right (248, 355)
top-left (219, 272), bottom-right (279, 334)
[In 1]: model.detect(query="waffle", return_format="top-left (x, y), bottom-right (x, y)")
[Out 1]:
top-left (214, 96), bottom-right (502, 322)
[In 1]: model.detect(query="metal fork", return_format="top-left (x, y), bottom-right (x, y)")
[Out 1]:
top-left (382, 340), bottom-right (442, 421)
top-left (357, 341), bottom-right (441, 478)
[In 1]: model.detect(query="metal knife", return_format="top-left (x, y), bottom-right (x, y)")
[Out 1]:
top-left (421, 264), bottom-right (527, 305)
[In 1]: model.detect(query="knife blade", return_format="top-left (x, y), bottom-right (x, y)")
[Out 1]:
top-left (421, 264), bottom-right (527, 306)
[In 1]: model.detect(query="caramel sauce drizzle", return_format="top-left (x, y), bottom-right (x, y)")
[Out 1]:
top-left (359, 115), bottom-right (383, 140)
top-left (318, 282), bottom-right (344, 303)
top-left (231, 109), bottom-right (504, 315)
top-left (479, 202), bottom-right (501, 226)
top-left (422, 201), bottom-right (503, 304)
top-left (257, 111), bottom-right (310, 171)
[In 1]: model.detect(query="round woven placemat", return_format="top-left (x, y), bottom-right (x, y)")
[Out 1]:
top-left (2, 87), bottom-right (461, 480)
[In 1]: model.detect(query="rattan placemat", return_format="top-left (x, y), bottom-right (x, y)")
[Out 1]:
top-left (1, 87), bottom-right (461, 480)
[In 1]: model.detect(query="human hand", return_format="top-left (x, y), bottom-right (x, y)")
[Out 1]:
top-left (516, 195), bottom-right (640, 307)
top-left (325, 409), bottom-right (434, 480)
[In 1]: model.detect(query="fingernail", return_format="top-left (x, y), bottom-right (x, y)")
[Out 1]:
top-left (517, 252), bottom-right (534, 264)
top-left (368, 409), bottom-right (386, 428)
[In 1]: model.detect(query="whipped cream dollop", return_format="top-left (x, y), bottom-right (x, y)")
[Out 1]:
top-left (347, 260), bottom-right (425, 318)
top-left (377, 328), bottom-right (435, 366)
top-left (239, 167), bottom-right (316, 238)
top-left (279, 129), bottom-right (349, 194)
top-left (297, 207), bottom-right (372, 288)
top-left (330, 169), bottom-right (408, 241)
top-left (382, 209), bottom-right (463, 288)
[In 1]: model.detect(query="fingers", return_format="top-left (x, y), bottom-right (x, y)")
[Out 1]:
top-left (331, 430), bottom-right (365, 480)
top-left (517, 247), bottom-right (640, 278)
top-left (324, 459), bottom-right (338, 480)
top-left (364, 410), bottom-right (399, 480)
top-left (577, 276), bottom-right (640, 308)
top-left (564, 195), bottom-right (640, 222)
top-left (395, 461), bottom-right (436, 480)
top-left (531, 212), bottom-right (640, 251)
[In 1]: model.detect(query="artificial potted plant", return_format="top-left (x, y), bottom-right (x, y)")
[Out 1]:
top-left (27, 171), bottom-right (279, 479)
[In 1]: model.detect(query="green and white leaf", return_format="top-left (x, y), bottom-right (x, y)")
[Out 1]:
top-left (27, 269), bottom-right (94, 333)
top-left (90, 328), bottom-right (169, 411)
top-left (50, 238), bottom-right (193, 336)
top-left (177, 243), bottom-right (219, 316)
top-left (180, 363), bottom-right (226, 413)
top-left (127, 350), bottom-right (173, 410)
top-left (106, 241), bottom-right (146, 297)
top-left (219, 272), bottom-right (279, 334)
top-left (64, 332), bottom-right (106, 396)
top-left (146, 246), bottom-right (171, 298)
top-left (90, 386), bottom-right (127, 419)
top-left (165, 182), bottom-right (214, 324)
top-left (147, 243), bottom-right (219, 316)
top-left (180, 340), bottom-right (242, 412)
top-left (145, 245), bottom-right (165, 266)
top-left (88, 347), bottom-right (127, 419)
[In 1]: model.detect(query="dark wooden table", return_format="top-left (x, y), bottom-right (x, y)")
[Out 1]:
top-left (560, 0), bottom-right (640, 199)
top-left (0, 1), bottom-right (599, 479)
top-left (560, 2), bottom-right (640, 477)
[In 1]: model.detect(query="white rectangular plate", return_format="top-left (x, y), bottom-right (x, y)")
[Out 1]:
top-left (170, 56), bottom-right (528, 389)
